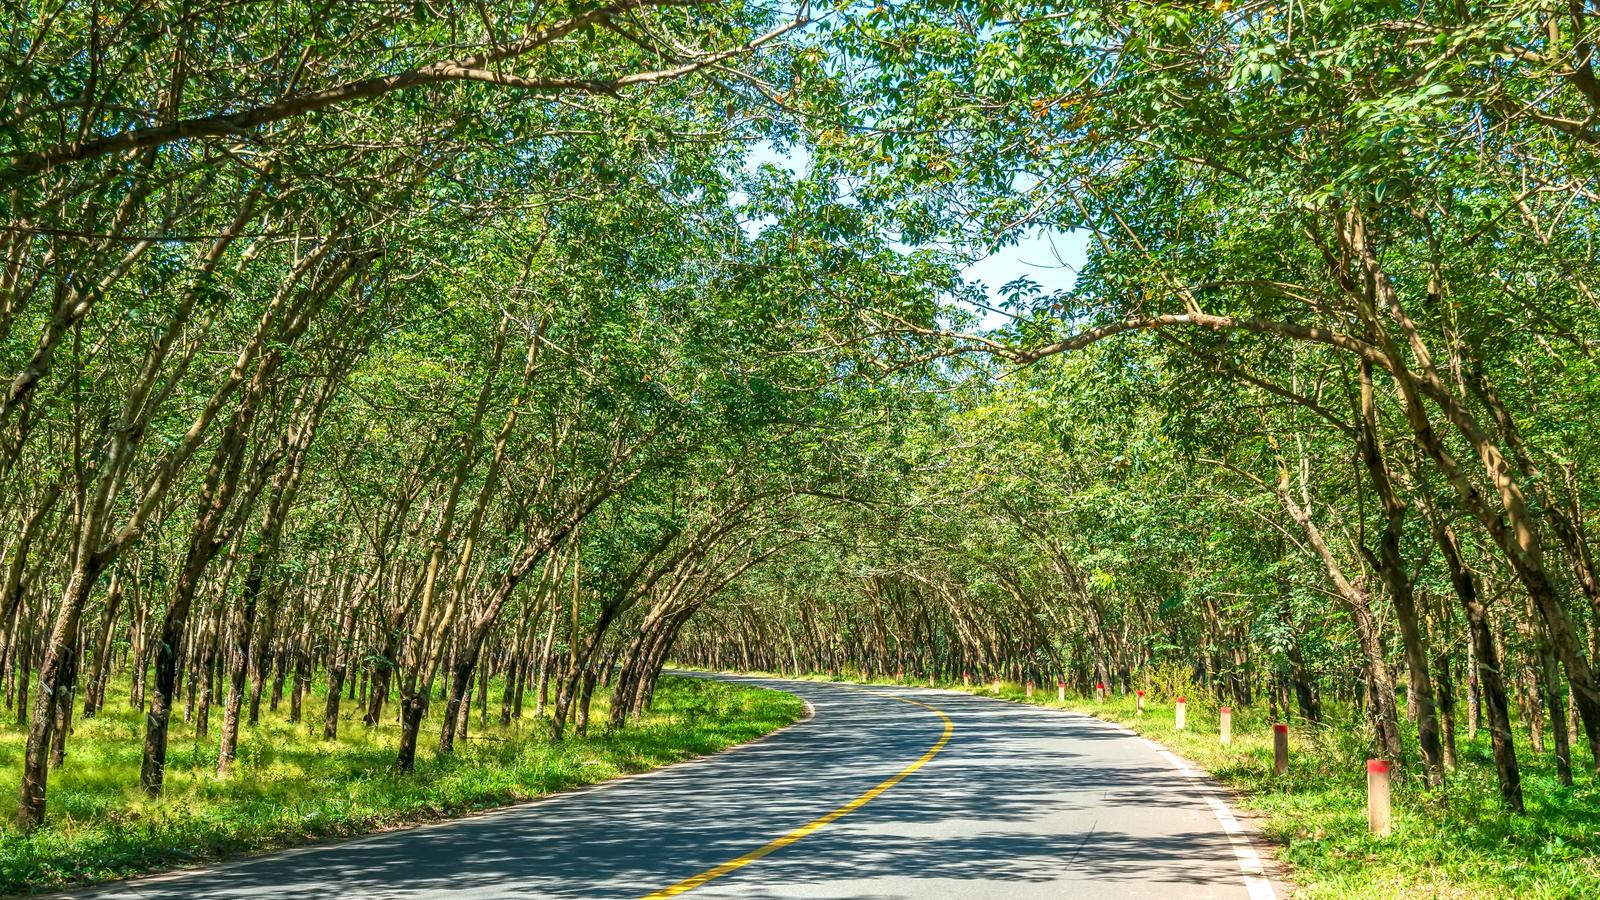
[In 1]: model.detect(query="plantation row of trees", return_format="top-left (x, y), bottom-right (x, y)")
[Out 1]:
top-left (0, 0), bottom-right (952, 832)
top-left (681, 335), bottom-right (1593, 816)
top-left (5, 0), bottom-right (1600, 842)
top-left (678, 0), bottom-right (1600, 818)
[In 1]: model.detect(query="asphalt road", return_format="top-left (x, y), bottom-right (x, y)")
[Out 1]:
top-left (69, 674), bottom-right (1276, 900)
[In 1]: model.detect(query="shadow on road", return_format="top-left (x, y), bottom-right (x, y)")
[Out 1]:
top-left (73, 677), bottom-right (1250, 900)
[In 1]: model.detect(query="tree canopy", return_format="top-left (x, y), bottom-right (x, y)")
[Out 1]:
top-left (3, 0), bottom-right (1600, 850)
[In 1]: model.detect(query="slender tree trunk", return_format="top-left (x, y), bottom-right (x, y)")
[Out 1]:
top-left (1431, 596), bottom-right (1459, 770)
top-left (289, 611), bottom-right (313, 724)
top-left (195, 634), bottom-right (216, 739)
top-left (1535, 621), bottom-right (1573, 787)
top-left (129, 595), bottom-right (149, 712)
top-left (323, 574), bottom-right (360, 740)
top-left (17, 554), bottom-right (103, 829)
top-left (47, 629), bottom-right (81, 768)
top-left (81, 571), bottom-right (124, 718)
top-left (1274, 471), bottom-right (1404, 759)
top-left (217, 584), bottom-right (259, 775)
top-left (536, 603), bottom-right (557, 717)
top-left (1424, 498), bottom-right (1523, 811)
top-left (1356, 362), bottom-right (1444, 784)
top-left (14, 597), bottom-right (33, 728)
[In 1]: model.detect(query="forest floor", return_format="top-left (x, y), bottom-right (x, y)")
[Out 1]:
top-left (751, 670), bottom-right (1598, 899)
top-left (0, 675), bottom-right (805, 895)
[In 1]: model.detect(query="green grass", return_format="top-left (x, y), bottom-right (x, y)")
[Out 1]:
top-left (0, 674), bottom-right (804, 894)
top-left (695, 666), bottom-right (1599, 898)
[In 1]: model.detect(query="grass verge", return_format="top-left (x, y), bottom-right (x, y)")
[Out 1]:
top-left (0, 675), bottom-right (804, 894)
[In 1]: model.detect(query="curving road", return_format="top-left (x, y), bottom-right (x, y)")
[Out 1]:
top-left (67, 674), bottom-right (1277, 900)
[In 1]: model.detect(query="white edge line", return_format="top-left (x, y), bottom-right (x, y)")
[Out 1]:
top-left (893, 681), bottom-right (1277, 900)
top-left (1155, 749), bottom-right (1277, 900)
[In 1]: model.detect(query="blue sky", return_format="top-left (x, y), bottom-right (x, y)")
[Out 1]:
top-left (743, 142), bottom-right (1085, 330)
top-left (960, 227), bottom-right (1087, 328)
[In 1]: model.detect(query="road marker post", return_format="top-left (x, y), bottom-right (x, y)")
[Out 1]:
top-left (1025, 681), bottom-right (1034, 698)
top-left (1136, 689), bottom-right (1145, 715)
top-left (1367, 759), bottom-right (1392, 836)
top-left (963, 671), bottom-right (971, 687)
top-left (1095, 682), bottom-right (1106, 701)
top-left (928, 673), bottom-right (934, 686)
top-left (1175, 697), bottom-right (1187, 730)
top-left (1273, 723), bottom-right (1289, 774)
top-left (1219, 706), bottom-right (1232, 745)
top-left (896, 668), bottom-right (904, 682)
top-left (1057, 680), bottom-right (1066, 702)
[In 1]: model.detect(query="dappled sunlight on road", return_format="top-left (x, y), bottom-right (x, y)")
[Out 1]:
top-left (71, 676), bottom-right (1259, 900)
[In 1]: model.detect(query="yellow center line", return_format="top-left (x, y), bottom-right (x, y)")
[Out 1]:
top-left (638, 690), bottom-right (955, 899)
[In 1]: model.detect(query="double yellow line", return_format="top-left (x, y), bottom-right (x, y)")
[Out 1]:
top-left (640, 691), bottom-right (955, 899)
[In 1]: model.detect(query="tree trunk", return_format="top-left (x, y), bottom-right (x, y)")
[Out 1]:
top-left (1356, 362), bottom-right (1444, 784)
top-left (1535, 620), bottom-right (1573, 787)
top-left (17, 554), bottom-right (102, 830)
top-left (217, 584), bottom-right (260, 775)
top-left (289, 612), bottom-right (313, 724)
top-left (81, 570), bottom-right (124, 718)
top-left (1274, 471), bottom-right (1404, 759)
top-left (323, 575), bottom-right (360, 740)
top-left (47, 630), bottom-right (80, 768)
top-left (1425, 500), bottom-right (1523, 811)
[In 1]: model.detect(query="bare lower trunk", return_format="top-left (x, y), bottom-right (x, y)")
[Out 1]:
top-left (364, 629), bottom-right (398, 727)
top-left (17, 556), bottom-right (100, 830)
top-left (246, 597), bottom-right (278, 725)
top-left (13, 598), bottom-right (34, 728)
top-left (475, 654), bottom-right (490, 727)
top-left (195, 645), bottom-right (216, 738)
top-left (1356, 363), bottom-right (1444, 784)
top-left (48, 633), bottom-right (79, 768)
top-left (289, 614), bottom-right (312, 723)
top-left (535, 608), bottom-right (557, 716)
top-left (550, 673), bottom-right (575, 742)
top-left (81, 572), bottom-right (123, 718)
top-left (140, 536), bottom-right (238, 794)
top-left (217, 590), bottom-right (259, 775)
top-left (438, 656), bottom-right (474, 753)
top-left (1275, 474), bottom-right (1404, 759)
top-left (1432, 617), bottom-right (1458, 769)
top-left (1535, 618), bottom-right (1573, 786)
top-left (323, 665), bottom-right (347, 740)
top-left (129, 600), bottom-right (149, 712)
top-left (500, 652), bottom-right (519, 725)
top-left (324, 584), bottom-right (359, 740)
top-left (574, 667), bottom-right (596, 737)
top-left (395, 689), bottom-right (427, 771)
top-left (1430, 506), bottom-right (1523, 811)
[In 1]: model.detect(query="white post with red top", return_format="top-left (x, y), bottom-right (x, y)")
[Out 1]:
top-left (1368, 759), bottom-right (1392, 835)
